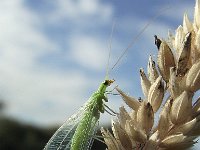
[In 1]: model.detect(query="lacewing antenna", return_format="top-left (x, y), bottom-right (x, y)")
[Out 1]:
top-left (106, 20), bottom-right (116, 80)
top-left (111, 6), bottom-right (170, 70)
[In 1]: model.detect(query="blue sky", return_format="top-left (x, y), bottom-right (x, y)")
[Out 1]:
top-left (0, 0), bottom-right (196, 129)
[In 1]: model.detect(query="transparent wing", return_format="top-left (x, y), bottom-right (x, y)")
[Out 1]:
top-left (84, 120), bottom-right (99, 150)
top-left (80, 104), bottom-right (100, 150)
top-left (44, 104), bottom-right (87, 150)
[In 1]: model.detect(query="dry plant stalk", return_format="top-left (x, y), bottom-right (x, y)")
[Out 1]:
top-left (101, 0), bottom-right (200, 149)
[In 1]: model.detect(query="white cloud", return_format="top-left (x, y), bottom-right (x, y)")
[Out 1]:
top-left (1, 68), bottom-right (91, 125)
top-left (0, 0), bottom-right (58, 69)
top-left (68, 35), bottom-right (109, 71)
top-left (0, 0), bottom-right (116, 126)
top-left (47, 0), bottom-right (113, 24)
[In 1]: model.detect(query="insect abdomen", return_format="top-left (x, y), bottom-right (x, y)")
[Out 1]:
top-left (70, 95), bottom-right (100, 150)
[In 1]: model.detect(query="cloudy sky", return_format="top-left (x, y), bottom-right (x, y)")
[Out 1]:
top-left (0, 0), bottom-right (195, 129)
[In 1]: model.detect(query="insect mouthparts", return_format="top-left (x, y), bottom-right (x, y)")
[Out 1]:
top-left (104, 79), bottom-right (115, 86)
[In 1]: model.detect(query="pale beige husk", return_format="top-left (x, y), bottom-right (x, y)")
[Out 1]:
top-left (101, 0), bottom-right (200, 149)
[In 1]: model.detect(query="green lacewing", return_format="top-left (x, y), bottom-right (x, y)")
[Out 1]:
top-left (44, 79), bottom-right (114, 150)
top-left (43, 8), bottom-right (167, 150)
top-left (44, 23), bottom-right (116, 150)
